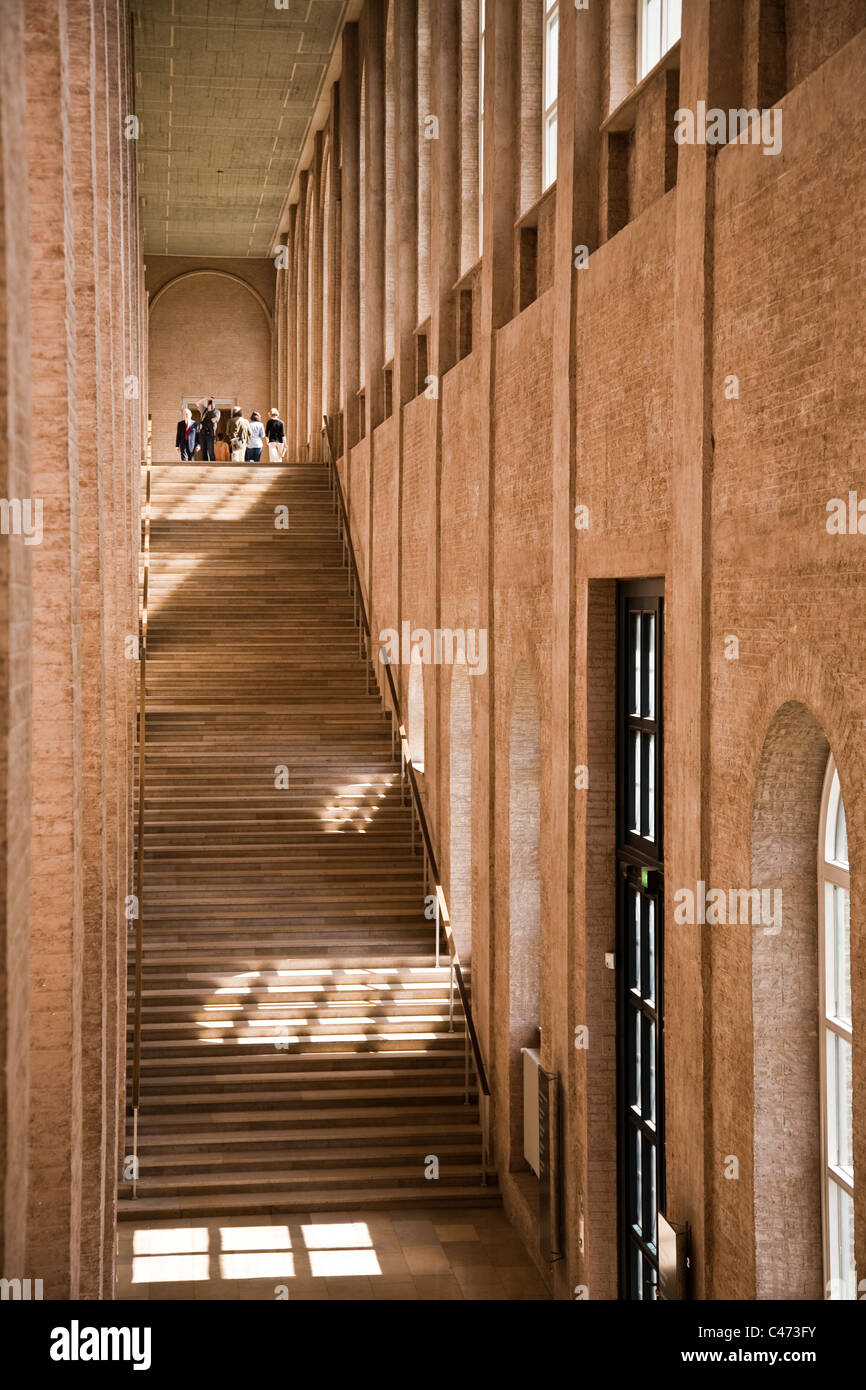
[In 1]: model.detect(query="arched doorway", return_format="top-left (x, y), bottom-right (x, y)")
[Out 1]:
top-left (751, 699), bottom-right (828, 1298)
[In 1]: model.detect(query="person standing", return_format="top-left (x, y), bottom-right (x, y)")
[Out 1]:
top-left (265, 407), bottom-right (286, 462)
top-left (246, 411), bottom-right (265, 463)
top-left (227, 406), bottom-right (250, 462)
top-left (175, 407), bottom-right (198, 460)
top-left (199, 398), bottom-right (220, 461)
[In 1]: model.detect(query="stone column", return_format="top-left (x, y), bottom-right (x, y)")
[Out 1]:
top-left (66, 0), bottom-right (110, 1302)
top-left (285, 205), bottom-right (298, 456)
top-left (667, 0), bottom-right (743, 1300)
top-left (477, 0), bottom-right (517, 1186)
top-left (23, 0), bottom-right (85, 1299)
top-left (295, 171), bottom-right (309, 460)
top-left (309, 133), bottom-right (325, 460)
top-left (429, 0), bottom-right (459, 381)
top-left (326, 85), bottom-right (342, 427)
top-left (363, 0), bottom-right (386, 433)
top-left (339, 24), bottom-right (361, 454)
top-left (552, 0), bottom-right (603, 1305)
top-left (0, 0), bottom-right (33, 1287)
top-left (393, 0), bottom-right (417, 412)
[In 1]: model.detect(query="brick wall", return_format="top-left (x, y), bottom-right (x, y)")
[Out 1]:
top-left (147, 260), bottom-right (274, 461)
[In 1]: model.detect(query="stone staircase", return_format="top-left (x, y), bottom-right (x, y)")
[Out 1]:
top-left (119, 462), bottom-right (494, 1219)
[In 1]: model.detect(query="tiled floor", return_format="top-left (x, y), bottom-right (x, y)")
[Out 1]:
top-left (116, 1207), bottom-right (551, 1301)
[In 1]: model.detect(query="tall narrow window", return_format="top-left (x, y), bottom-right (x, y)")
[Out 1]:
top-left (542, 0), bottom-right (558, 190)
top-left (617, 581), bottom-right (664, 1300)
top-left (637, 0), bottom-right (681, 80)
top-left (478, 0), bottom-right (485, 254)
top-left (819, 757), bottom-right (855, 1299)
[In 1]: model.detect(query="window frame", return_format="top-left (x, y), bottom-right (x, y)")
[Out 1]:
top-left (616, 579), bottom-right (665, 1300)
top-left (818, 754), bottom-right (855, 1299)
top-left (542, 0), bottom-right (559, 191)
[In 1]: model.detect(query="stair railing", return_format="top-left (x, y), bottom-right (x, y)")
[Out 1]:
top-left (130, 456), bottom-right (152, 1199)
top-left (321, 417), bottom-right (491, 1183)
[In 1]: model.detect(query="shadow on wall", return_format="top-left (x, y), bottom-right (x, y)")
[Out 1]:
top-left (148, 271), bottom-right (273, 461)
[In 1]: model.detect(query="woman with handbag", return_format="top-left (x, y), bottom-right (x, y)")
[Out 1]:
top-left (227, 406), bottom-right (250, 462)
top-left (265, 408), bottom-right (286, 462)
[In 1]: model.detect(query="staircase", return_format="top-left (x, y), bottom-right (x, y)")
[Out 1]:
top-left (120, 461), bottom-right (495, 1219)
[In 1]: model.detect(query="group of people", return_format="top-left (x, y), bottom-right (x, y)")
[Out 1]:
top-left (175, 399), bottom-right (286, 462)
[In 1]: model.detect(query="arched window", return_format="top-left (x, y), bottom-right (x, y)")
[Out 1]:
top-left (819, 756), bottom-right (855, 1299)
top-left (408, 649), bottom-right (425, 774)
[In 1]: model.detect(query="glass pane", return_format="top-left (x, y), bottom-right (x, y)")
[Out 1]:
top-left (544, 12), bottom-right (559, 107)
top-left (642, 0), bottom-right (662, 74)
top-left (630, 1243), bottom-right (642, 1302)
top-left (665, 0), bottom-right (682, 48)
top-left (544, 111), bottom-right (557, 189)
top-left (645, 612), bottom-right (655, 718)
top-left (629, 1006), bottom-right (641, 1108)
top-left (629, 1126), bottom-right (642, 1232)
top-left (629, 890), bottom-right (640, 991)
top-left (630, 729), bottom-right (641, 833)
top-left (828, 1181), bottom-right (856, 1300)
top-left (835, 791), bottom-right (848, 866)
top-left (835, 886), bottom-right (851, 1025)
top-left (629, 612), bottom-right (641, 715)
top-left (645, 897), bottom-right (656, 1004)
top-left (836, 1034), bottom-right (854, 1178)
top-left (642, 1139), bottom-right (657, 1252)
top-left (642, 1014), bottom-right (656, 1123)
top-left (646, 733), bottom-right (655, 840)
top-left (824, 883), bottom-right (851, 1024)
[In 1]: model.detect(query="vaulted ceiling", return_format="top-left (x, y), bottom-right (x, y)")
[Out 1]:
top-left (132, 0), bottom-right (347, 258)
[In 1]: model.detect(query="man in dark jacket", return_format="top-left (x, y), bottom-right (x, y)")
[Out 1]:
top-left (199, 399), bottom-right (220, 461)
top-left (175, 408), bottom-right (199, 460)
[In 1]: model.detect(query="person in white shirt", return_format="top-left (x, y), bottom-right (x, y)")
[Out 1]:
top-left (246, 412), bottom-right (266, 462)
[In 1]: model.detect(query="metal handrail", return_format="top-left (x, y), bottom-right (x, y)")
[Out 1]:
top-left (321, 417), bottom-right (491, 1116)
top-left (130, 457), bottom-right (151, 1196)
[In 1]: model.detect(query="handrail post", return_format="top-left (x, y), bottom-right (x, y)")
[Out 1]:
top-left (449, 961), bottom-right (455, 1032)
